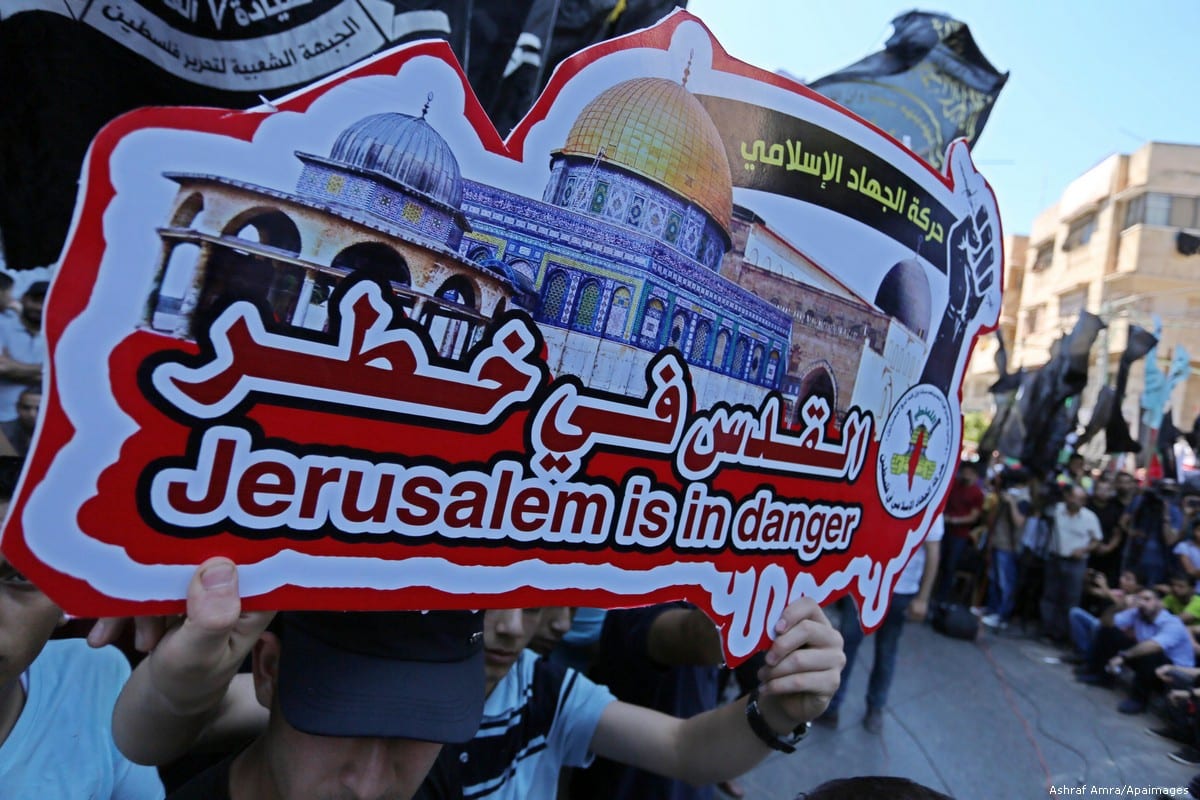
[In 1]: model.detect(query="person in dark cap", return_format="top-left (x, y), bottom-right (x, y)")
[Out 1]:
top-left (111, 558), bottom-right (485, 800)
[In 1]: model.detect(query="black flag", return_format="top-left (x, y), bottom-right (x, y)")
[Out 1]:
top-left (1106, 324), bottom-right (1159, 454)
top-left (1016, 313), bottom-right (1104, 472)
top-left (809, 11), bottom-right (1008, 168)
top-left (1159, 409), bottom-right (1182, 480)
top-left (1078, 384), bottom-right (1114, 447)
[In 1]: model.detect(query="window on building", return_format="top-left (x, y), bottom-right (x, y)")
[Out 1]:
top-left (1031, 241), bottom-right (1054, 271)
top-left (1123, 194), bottom-right (1146, 230)
top-left (605, 287), bottom-right (631, 338)
top-left (713, 329), bottom-right (730, 370)
top-left (1170, 196), bottom-right (1198, 229)
top-left (1147, 193), bottom-right (1172, 225)
top-left (573, 280), bottom-right (602, 330)
top-left (1122, 192), bottom-right (1199, 230)
top-left (1023, 304), bottom-right (1045, 334)
top-left (542, 271), bottom-right (569, 322)
top-left (1062, 213), bottom-right (1097, 252)
top-left (689, 319), bottom-right (711, 363)
top-left (640, 298), bottom-right (665, 344)
top-left (1058, 288), bottom-right (1087, 321)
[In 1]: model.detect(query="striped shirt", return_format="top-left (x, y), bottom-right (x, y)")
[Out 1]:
top-left (460, 650), bottom-right (614, 799)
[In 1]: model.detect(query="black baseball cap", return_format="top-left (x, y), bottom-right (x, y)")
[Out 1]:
top-left (277, 610), bottom-right (485, 743)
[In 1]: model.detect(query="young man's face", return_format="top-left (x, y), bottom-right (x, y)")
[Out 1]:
top-left (1094, 479), bottom-right (1115, 502)
top-left (1116, 473), bottom-right (1136, 497)
top-left (0, 551), bottom-right (61, 693)
top-left (252, 632), bottom-right (443, 800)
top-left (15, 391), bottom-right (39, 433)
top-left (262, 706), bottom-right (441, 800)
top-left (530, 607), bottom-right (574, 656)
top-left (483, 608), bottom-right (545, 692)
top-left (1134, 590), bottom-right (1163, 622)
top-left (19, 294), bottom-right (43, 329)
top-left (1170, 578), bottom-right (1193, 603)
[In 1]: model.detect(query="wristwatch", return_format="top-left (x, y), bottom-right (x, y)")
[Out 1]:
top-left (744, 688), bottom-right (810, 753)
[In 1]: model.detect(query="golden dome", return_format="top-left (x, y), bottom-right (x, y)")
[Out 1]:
top-left (558, 77), bottom-right (732, 237)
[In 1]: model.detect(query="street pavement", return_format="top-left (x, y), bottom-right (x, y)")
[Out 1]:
top-left (736, 618), bottom-right (1198, 800)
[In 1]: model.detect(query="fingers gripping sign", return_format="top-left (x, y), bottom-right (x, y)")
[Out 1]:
top-left (111, 558), bottom-right (274, 764)
top-left (753, 597), bottom-right (846, 731)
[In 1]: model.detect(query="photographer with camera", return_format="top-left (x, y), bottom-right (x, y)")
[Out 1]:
top-left (981, 468), bottom-right (1030, 630)
top-left (1122, 479), bottom-right (1184, 587)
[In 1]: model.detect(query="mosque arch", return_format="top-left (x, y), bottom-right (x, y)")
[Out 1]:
top-left (732, 336), bottom-right (749, 378)
top-left (796, 362), bottom-right (837, 423)
top-left (765, 349), bottom-right (781, 385)
top-left (749, 343), bottom-right (765, 382)
top-left (668, 309), bottom-right (690, 349)
top-left (604, 286), bottom-right (632, 338)
top-left (713, 328), bottom-right (731, 371)
top-left (572, 279), bottom-right (603, 331)
top-left (170, 192), bottom-right (205, 228)
top-left (640, 298), bottom-right (666, 346)
top-left (196, 207), bottom-right (304, 332)
top-left (331, 242), bottom-right (412, 292)
top-left (424, 275), bottom-right (482, 359)
top-left (690, 319), bottom-right (712, 364)
top-left (542, 270), bottom-right (570, 323)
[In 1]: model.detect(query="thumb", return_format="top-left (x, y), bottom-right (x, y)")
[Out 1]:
top-left (181, 557), bottom-right (242, 645)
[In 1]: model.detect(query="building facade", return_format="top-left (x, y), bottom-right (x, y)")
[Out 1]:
top-left (976, 142), bottom-right (1200, 447)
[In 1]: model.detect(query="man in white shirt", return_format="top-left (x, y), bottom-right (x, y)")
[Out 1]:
top-left (1042, 486), bottom-right (1103, 642)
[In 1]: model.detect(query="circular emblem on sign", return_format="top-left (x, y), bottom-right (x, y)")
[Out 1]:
top-left (876, 384), bottom-right (954, 518)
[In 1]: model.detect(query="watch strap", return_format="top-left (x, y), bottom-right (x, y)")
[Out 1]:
top-left (744, 688), bottom-right (808, 753)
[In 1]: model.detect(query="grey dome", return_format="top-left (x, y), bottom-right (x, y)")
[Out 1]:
top-left (875, 258), bottom-right (932, 339)
top-left (330, 113), bottom-right (463, 209)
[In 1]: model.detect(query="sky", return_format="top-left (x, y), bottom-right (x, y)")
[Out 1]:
top-left (687, 0), bottom-right (1200, 238)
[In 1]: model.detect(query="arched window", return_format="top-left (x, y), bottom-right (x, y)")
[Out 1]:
top-left (765, 350), bottom-right (781, 384)
top-left (197, 208), bottom-right (303, 335)
top-left (640, 298), bottom-right (665, 345)
top-left (732, 336), bottom-right (748, 378)
top-left (749, 344), bottom-right (765, 381)
top-left (573, 280), bottom-right (602, 331)
top-left (151, 243), bottom-right (202, 332)
top-left (508, 260), bottom-right (536, 284)
top-left (170, 192), bottom-right (205, 228)
top-left (713, 329), bottom-right (730, 371)
top-left (542, 271), bottom-right (569, 323)
top-left (689, 319), bottom-right (711, 364)
top-left (605, 286), bottom-right (632, 338)
top-left (331, 242), bottom-right (411, 288)
top-left (424, 276), bottom-right (480, 359)
top-left (669, 310), bottom-right (689, 348)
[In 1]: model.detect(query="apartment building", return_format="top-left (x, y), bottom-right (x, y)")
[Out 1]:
top-left (965, 142), bottom-right (1200, 442)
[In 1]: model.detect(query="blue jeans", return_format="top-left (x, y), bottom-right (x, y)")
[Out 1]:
top-left (1068, 607), bottom-right (1100, 656)
top-left (828, 592), bottom-right (914, 713)
top-left (986, 549), bottom-right (1019, 620)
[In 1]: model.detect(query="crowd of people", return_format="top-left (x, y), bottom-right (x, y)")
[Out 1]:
top-left (934, 452), bottom-right (1200, 770)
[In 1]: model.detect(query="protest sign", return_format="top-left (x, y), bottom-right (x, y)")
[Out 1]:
top-left (1, 10), bottom-right (1002, 660)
